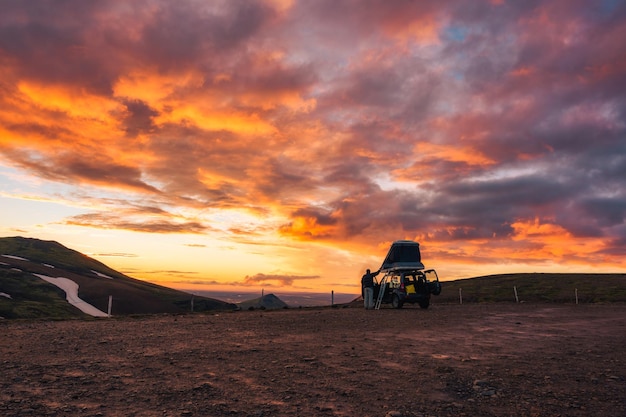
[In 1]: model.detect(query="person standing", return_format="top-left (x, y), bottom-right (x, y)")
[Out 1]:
top-left (361, 269), bottom-right (379, 309)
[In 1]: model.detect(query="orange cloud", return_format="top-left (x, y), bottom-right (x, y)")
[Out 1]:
top-left (63, 208), bottom-right (210, 234)
top-left (242, 272), bottom-right (319, 287)
top-left (18, 82), bottom-right (122, 121)
top-left (197, 168), bottom-right (239, 190)
top-left (263, 0), bottom-right (294, 13)
top-left (1, 82), bottom-right (123, 152)
top-left (116, 75), bottom-right (272, 135)
top-left (510, 218), bottom-right (606, 260)
top-left (395, 21), bottom-right (439, 44)
top-left (414, 142), bottom-right (495, 166)
top-left (162, 105), bottom-right (277, 135)
top-left (279, 215), bottom-right (338, 240)
top-left (0, 80), bottom-right (164, 192)
top-left (114, 69), bottom-right (204, 103)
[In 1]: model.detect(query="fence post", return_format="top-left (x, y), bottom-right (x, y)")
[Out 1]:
top-left (331, 290), bottom-right (334, 306)
top-left (514, 286), bottom-right (519, 303)
top-left (459, 288), bottom-right (462, 305)
top-left (575, 288), bottom-right (578, 305)
top-left (107, 295), bottom-right (112, 317)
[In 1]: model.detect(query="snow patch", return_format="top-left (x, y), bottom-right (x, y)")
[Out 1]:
top-left (0, 292), bottom-right (11, 299)
top-left (43, 263), bottom-right (55, 268)
top-left (91, 270), bottom-right (113, 279)
top-left (10, 268), bottom-right (22, 272)
top-left (33, 274), bottom-right (109, 317)
top-left (2, 254), bottom-right (30, 261)
top-left (0, 261), bottom-right (8, 266)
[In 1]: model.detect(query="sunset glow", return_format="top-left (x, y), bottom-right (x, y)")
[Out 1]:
top-left (1, 1), bottom-right (625, 294)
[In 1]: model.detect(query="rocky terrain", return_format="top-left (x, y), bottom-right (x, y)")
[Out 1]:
top-left (1, 303), bottom-right (625, 416)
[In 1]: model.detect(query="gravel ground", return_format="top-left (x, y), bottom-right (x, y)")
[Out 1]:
top-left (1, 303), bottom-right (625, 416)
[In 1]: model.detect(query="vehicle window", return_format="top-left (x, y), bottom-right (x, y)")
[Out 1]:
top-left (404, 275), bottom-right (417, 293)
top-left (424, 270), bottom-right (438, 282)
top-left (390, 275), bottom-right (401, 288)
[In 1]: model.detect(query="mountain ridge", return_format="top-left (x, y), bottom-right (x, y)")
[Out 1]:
top-left (0, 236), bottom-right (236, 319)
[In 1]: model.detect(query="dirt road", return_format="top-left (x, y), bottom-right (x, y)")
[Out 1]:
top-left (1, 303), bottom-right (625, 416)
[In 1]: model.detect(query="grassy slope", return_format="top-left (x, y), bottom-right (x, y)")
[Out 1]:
top-left (0, 236), bottom-right (236, 319)
top-left (436, 273), bottom-right (626, 304)
top-left (0, 268), bottom-right (86, 319)
top-left (0, 236), bottom-right (126, 278)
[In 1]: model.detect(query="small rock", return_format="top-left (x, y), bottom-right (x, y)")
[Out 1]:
top-left (40, 375), bottom-right (57, 383)
top-left (192, 382), bottom-right (213, 391)
top-left (473, 379), bottom-right (489, 387)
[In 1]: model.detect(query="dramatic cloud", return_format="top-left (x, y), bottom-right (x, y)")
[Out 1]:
top-left (63, 210), bottom-right (212, 234)
top-left (1, 0), bottom-right (625, 288)
top-left (242, 273), bottom-right (320, 287)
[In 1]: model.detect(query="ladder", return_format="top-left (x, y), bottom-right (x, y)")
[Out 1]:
top-left (374, 275), bottom-right (387, 310)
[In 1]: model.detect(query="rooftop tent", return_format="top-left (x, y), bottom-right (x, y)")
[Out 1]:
top-left (380, 240), bottom-right (424, 271)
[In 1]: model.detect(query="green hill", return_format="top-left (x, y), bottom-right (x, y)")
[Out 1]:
top-left (0, 236), bottom-right (236, 319)
top-left (436, 273), bottom-right (626, 304)
top-left (345, 272), bottom-right (626, 308)
top-left (0, 236), bottom-right (127, 278)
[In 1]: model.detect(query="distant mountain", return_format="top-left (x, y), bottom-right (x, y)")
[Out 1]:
top-left (193, 290), bottom-right (358, 307)
top-left (237, 293), bottom-right (288, 310)
top-left (0, 236), bottom-right (236, 319)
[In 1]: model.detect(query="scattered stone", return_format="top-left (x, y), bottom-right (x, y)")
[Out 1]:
top-left (40, 375), bottom-right (57, 383)
top-left (473, 379), bottom-right (490, 388)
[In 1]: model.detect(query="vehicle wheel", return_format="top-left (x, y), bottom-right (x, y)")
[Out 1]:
top-left (418, 299), bottom-right (430, 309)
top-left (392, 295), bottom-right (403, 309)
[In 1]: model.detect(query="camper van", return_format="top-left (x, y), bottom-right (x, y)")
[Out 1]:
top-left (373, 240), bottom-right (441, 309)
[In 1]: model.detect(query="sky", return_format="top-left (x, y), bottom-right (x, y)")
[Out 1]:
top-left (1, 0), bottom-right (625, 295)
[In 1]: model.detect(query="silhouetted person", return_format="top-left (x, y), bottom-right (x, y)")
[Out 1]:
top-left (361, 269), bottom-right (379, 309)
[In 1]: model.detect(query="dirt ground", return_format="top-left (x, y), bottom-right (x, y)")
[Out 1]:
top-left (1, 303), bottom-right (625, 417)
